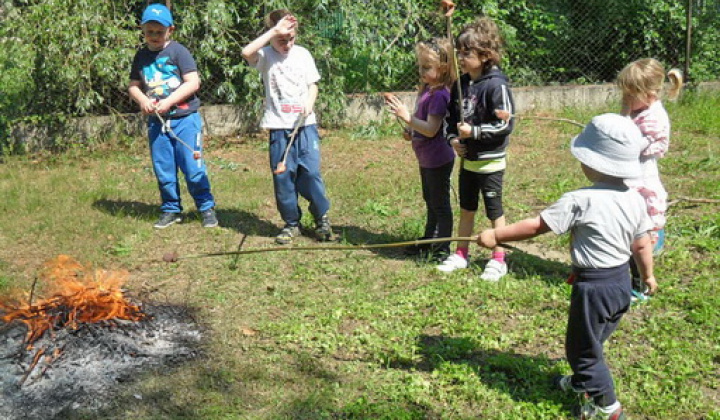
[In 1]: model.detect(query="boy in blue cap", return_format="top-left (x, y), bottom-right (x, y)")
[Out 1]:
top-left (477, 113), bottom-right (657, 420)
top-left (129, 3), bottom-right (218, 229)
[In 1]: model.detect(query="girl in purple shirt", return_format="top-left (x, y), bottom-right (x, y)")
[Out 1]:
top-left (385, 37), bottom-right (456, 258)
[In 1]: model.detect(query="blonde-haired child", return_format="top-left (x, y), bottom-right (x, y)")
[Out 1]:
top-left (241, 9), bottom-right (333, 245)
top-left (385, 37), bottom-right (456, 257)
top-left (616, 58), bottom-right (683, 302)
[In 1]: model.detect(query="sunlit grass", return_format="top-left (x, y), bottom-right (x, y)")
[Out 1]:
top-left (0, 94), bottom-right (718, 419)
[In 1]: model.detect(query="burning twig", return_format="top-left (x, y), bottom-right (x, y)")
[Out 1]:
top-left (28, 276), bottom-right (39, 308)
top-left (18, 346), bottom-right (46, 387)
top-left (1, 256), bottom-right (146, 348)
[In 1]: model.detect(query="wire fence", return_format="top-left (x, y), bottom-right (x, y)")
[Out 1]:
top-left (201, 0), bottom-right (718, 114)
top-left (3, 0), bottom-right (719, 125)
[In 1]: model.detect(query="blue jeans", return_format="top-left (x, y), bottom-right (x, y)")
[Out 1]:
top-left (148, 112), bottom-right (215, 213)
top-left (269, 124), bottom-right (330, 226)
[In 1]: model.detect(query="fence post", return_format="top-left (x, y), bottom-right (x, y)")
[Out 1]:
top-left (685, 0), bottom-right (692, 81)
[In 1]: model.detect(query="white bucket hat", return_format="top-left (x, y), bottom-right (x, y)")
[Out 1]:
top-left (570, 113), bottom-right (645, 179)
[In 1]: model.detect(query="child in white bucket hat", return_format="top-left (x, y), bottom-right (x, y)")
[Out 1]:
top-left (476, 113), bottom-right (657, 420)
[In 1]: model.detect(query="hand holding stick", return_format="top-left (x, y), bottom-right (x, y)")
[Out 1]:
top-left (273, 114), bottom-right (307, 175)
top-left (153, 109), bottom-right (201, 160)
top-left (441, 0), bottom-right (456, 17)
top-left (382, 93), bottom-right (412, 139)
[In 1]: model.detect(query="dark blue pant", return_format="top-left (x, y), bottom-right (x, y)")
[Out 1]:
top-left (566, 263), bottom-right (631, 407)
top-left (148, 112), bottom-right (215, 213)
top-left (419, 160), bottom-right (454, 253)
top-left (269, 124), bottom-right (330, 226)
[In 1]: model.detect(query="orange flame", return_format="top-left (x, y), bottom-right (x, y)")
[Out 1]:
top-left (0, 255), bottom-right (145, 346)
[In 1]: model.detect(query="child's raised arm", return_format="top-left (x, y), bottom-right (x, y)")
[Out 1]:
top-left (385, 94), bottom-right (444, 138)
top-left (241, 15), bottom-right (297, 65)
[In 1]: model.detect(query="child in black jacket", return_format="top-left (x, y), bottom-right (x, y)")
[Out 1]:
top-left (436, 16), bottom-right (515, 282)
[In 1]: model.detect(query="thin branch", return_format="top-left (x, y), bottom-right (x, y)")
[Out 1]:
top-left (517, 115), bottom-right (585, 128)
top-left (668, 196), bottom-right (720, 207)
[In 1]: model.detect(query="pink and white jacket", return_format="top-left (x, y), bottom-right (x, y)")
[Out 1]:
top-left (625, 100), bottom-right (671, 231)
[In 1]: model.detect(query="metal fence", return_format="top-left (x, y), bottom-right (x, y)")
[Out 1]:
top-left (194, 0), bottom-right (718, 111)
top-left (6, 1), bottom-right (719, 122)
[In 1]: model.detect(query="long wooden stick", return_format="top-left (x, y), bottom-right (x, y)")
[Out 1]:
top-left (163, 237), bottom-right (520, 262)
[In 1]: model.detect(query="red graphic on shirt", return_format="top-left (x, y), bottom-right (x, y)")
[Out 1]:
top-left (280, 104), bottom-right (303, 113)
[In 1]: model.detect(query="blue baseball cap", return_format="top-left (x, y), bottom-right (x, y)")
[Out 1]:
top-left (141, 4), bottom-right (173, 27)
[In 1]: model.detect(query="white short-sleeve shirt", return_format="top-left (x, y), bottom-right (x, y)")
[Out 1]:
top-left (253, 45), bottom-right (320, 129)
top-left (540, 183), bottom-right (654, 268)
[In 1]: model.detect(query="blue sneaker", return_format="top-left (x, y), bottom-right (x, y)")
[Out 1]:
top-left (631, 277), bottom-right (650, 305)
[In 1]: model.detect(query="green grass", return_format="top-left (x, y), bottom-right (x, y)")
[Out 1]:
top-left (0, 92), bottom-right (718, 419)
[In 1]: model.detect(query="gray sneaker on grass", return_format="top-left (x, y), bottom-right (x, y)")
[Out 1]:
top-left (154, 212), bottom-right (182, 229)
top-left (201, 208), bottom-right (219, 228)
top-left (276, 225), bottom-right (301, 245)
top-left (315, 215), bottom-right (332, 242)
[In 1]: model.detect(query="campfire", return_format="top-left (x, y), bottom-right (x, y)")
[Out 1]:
top-left (1, 255), bottom-right (146, 349)
top-left (0, 255), bottom-right (204, 420)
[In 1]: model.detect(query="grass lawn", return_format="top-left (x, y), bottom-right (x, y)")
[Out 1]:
top-left (0, 91), bottom-right (718, 419)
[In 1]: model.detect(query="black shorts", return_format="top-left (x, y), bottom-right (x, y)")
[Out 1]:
top-left (458, 168), bottom-right (504, 220)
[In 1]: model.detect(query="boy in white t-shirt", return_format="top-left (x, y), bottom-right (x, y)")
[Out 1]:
top-left (476, 114), bottom-right (657, 420)
top-left (242, 9), bottom-right (332, 244)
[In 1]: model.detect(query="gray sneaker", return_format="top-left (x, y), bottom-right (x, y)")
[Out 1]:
top-left (276, 225), bottom-right (301, 245)
top-left (154, 212), bottom-right (182, 229)
top-left (201, 208), bottom-right (219, 228)
top-left (315, 215), bottom-right (332, 242)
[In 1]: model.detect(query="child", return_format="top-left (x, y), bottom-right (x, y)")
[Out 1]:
top-left (616, 58), bottom-right (683, 303)
top-left (241, 9), bottom-right (332, 245)
top-left (384, 37), bottom-right (456, 258)
top-left (477, 113), bottom-right (658, 420)
top-left (128, 3), bottom-right (218, 229)
top-left (435, 16), bottom-right (515, 281)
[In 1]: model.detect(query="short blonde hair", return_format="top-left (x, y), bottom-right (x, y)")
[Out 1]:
top-left (616, 58), bottom-right (683, 105)
top-left (265, 9), bottom-right (294, 30)
top-left (415, 37), bottom-right (456, 88)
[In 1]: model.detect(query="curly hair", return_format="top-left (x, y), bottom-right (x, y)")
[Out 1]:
top-left (456, 16), bottom-right (504, 71)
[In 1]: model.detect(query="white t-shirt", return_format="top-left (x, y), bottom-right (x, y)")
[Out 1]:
top-left (540, 183), bottom-right (654, 268)
top-left (252, 44), bottom-right (320, 129)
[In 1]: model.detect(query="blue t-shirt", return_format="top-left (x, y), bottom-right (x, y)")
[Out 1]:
top-left (129, 41), bottom-right (200, 118)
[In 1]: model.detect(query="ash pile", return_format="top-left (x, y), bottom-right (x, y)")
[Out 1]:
top-left (0, 303), bottom-right (204, 419)
top-left (0, 256), bottom-right (205, 419)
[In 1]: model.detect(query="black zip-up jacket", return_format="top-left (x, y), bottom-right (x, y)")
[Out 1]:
top-left (445, 66), bottom-right (515, 161)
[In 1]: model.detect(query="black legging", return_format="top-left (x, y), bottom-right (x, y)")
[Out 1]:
top-left (419, 160), bottom-right (454, 253)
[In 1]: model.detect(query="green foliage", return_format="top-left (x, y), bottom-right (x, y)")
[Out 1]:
top-left (0, 0), bottom-right (718, 149)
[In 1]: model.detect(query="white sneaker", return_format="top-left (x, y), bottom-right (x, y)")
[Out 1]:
top-left (436, 254), bottom-right (468, 273)
top-left (480, 259), bottom-right (508, 282)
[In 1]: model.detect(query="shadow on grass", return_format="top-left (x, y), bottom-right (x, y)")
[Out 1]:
top-left (92, 199), bottom-right (280, 236)
top-left (506, 249), bottom-right (572, 287)
top-left (387, 334), bottom-right (569, 408)
top-left (93, 198), bottom-right (158, 221)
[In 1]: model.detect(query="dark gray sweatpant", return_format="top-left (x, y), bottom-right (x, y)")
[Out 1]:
top-left (566, 263), bottom-right (632, 407)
